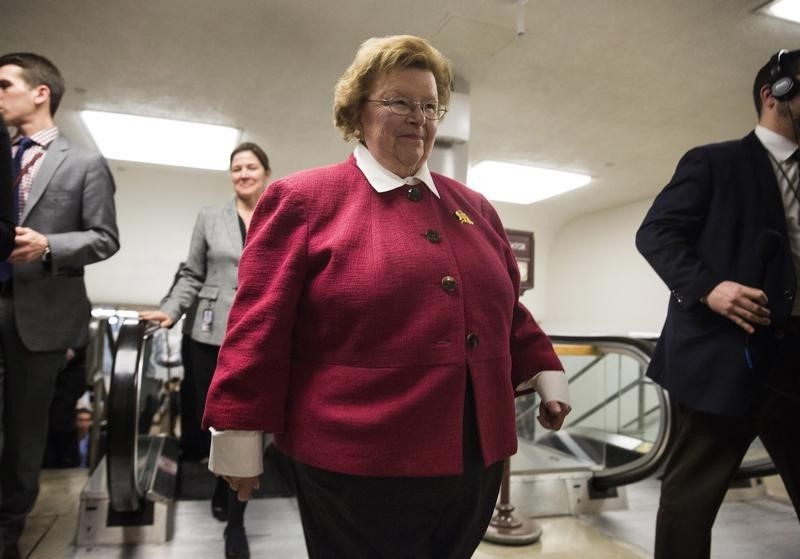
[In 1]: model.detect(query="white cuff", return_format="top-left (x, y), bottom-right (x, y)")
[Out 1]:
top-left (516, 370), bottom-right (570, 405)
top-left (207, 428), bottom-right (264, 477)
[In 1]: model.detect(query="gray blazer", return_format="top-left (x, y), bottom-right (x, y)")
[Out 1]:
top-left (161, 198), bottom-right (242, 346)
top-left (13, 135), bottom-right (119, 351)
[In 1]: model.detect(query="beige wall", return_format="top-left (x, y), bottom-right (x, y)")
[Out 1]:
top-left (544, 199), bottom-right (668, 335)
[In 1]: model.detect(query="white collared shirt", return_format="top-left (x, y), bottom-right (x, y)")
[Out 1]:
top-left (755, 125), bottom-right (800, 315)
top-left (353, 142), bottom-right (440, 197)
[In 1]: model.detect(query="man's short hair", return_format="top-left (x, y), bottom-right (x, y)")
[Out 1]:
top-left (753, 49), bottom-right (800, 117)
top-left (0, 52), bottom-right (65, 117)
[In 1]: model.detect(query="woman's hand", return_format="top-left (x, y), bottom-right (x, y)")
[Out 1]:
top-left (223, 475), bottom-right (260, 502)
top-left (138, 310), bottom-right (174, 328)
top-left (537, 400), bottom-right (571, 430)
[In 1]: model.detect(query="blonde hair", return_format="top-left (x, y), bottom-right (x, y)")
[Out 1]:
top-left (333, 35), bottom-right (453, 141)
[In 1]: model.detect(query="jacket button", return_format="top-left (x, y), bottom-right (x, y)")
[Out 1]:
top-left (775, 329), bottom-right (785, 340)
top-left (466, 333), bottom-right (479, 348)
top-left (424, 229), bottom-right (441, 243)
top-left (441, 276), bottom-right (457, 293)
top-left (784, 289), bottom-right (794, 301)
top-left (407, 187), bottom-right (423, 201)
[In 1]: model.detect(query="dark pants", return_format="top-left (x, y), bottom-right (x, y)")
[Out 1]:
top-left (42, 346), bottom-right (87, 468)
top-left (655, 323), bottom-right (800, 559)
top-left (290, 378), bottom-right (504, 559)
top-left (179, 334), bottom-right (205, 461)
top-left (0, 297), bottom-right (65, 553)
top-left (187, 339), bottom-right (219, 458)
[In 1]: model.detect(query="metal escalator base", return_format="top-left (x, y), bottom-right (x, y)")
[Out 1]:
top-left (508, 441), bottom-right (629, 517)
top-left (508, 469), bottom-right (629, 517)
top-left (77, 435), bottom-right (178, 546)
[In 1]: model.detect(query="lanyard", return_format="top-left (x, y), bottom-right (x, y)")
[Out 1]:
top-left (767, 151), bottom-right (800, 207)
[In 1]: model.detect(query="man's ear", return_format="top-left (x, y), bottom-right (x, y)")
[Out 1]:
top-left (32, 84), bottom-right (51, 111)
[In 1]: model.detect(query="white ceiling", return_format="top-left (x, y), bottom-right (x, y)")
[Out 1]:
top-left (4, 0), bottom-right (800, 226)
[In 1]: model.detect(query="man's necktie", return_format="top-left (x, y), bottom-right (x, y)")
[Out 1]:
top-left (12, 137), bottom-right (36, 223)
top-left (0, 137), bottom-right (36, 282)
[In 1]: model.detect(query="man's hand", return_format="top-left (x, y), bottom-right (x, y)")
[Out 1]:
top-left (537, 400), bottom-right (571, 430)
top-left (9, 227), bottom-right (47, 264)
top-left (222, 475), bottom-right (260, 502)
top-left (704, 280), bottom-right (770, 334)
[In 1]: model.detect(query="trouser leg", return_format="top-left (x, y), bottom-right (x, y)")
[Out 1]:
top-left (654, 403), bottom-right (755, 559)
top-left (758, 326), bottom-right (800, 517)
top-left (0, 298), bottom-right (65, 550)
top-left (178, 335), bottom-right (204, 461)
top-left (188, 340), bottom-right (219, 457)
top-left (432, 379), bottom-right (503, 559)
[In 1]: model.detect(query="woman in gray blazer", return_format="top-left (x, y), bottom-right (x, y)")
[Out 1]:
top-left (141, 142), bottom-right (270, 559)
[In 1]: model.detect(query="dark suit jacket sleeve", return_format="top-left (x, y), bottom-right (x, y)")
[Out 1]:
top-left (0, 121), bottom-right (14, 260)
top-left (635, 147), bottom-right (724, 308)
top-left (46, 152), bottom-right (119, 269)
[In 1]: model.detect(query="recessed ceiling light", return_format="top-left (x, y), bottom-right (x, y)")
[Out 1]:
top-left (759, 0), bottom-right (800, 24)
top-left (80, 110), bottom-right (240, 171)
top-left (467, 160), bottom-right (590, 205)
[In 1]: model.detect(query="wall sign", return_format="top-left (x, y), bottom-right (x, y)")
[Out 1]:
top-left (505, 229), bottom-right (534, 292)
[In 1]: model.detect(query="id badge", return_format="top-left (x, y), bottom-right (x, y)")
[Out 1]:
top-left (201, 307), bottom-right (214, 332)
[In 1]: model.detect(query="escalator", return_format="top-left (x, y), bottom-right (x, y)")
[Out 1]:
top-left (76, 311), bottom-right (179, 545)
top-left (507, 334), bottom-right (776, 518)
top-left (75, 321), bottom-right (777, 545)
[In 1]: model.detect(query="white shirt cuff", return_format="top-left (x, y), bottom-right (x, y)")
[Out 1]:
top-left (207, 428), bottom-right (264, 477)
top-left (516, 370), bottom-right (570, 405)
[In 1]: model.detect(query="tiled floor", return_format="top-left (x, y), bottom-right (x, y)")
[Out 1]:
top-left (19, 468), bottom-right (800, 558)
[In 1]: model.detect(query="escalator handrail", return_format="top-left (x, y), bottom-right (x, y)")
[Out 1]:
top-left (106, 318), bottom-right (158, 512)
top-left (85, 317), bottom-right (113, 471)
top-left (549, 333), bottom-right (777, 489)
top-left (549, 334), bottom-right (674, 491)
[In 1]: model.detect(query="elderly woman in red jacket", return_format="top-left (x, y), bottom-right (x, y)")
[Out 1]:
top-left (203, 34), bottom-right (571, 558)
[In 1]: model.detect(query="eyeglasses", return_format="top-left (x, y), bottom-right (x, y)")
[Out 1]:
top-left (366, 97), bottom-right (448, 120)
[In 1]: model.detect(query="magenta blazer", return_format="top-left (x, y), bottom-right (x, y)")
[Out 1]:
top-left (203, 155), bottom-right (562, 477)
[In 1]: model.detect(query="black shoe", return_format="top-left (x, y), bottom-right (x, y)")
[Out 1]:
top-left (211, 478), bottom-right (229, 522)
top-left (224, 524), bottom-right (250, 559)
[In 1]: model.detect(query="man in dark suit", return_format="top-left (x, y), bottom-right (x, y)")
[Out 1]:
top-left (636, 49), bottom-right (800, 559)
top-left (0, 52), bottom-right (119, 557)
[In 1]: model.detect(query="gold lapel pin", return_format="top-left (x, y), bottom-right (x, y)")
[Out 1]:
top-left (454, 210), bottom-right (474, 225)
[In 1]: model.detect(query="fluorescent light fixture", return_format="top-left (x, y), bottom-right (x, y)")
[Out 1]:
top-left (759, 0), bottom-right (800, 24)
top-left (467, 160), bottom-right (590, 205)
top-left (80, 110), bottom-right (240, 171)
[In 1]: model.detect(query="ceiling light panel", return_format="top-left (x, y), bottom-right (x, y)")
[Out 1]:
top-left (759, 0), bottom-right (800, 24)
top-left (467, 160), bottom-right (590, 205)
top-left (81, 110), bottom-right (240, 171)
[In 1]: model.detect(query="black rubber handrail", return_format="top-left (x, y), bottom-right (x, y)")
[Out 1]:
top-left (85, 316), bottom-right (113, 471)
top-left (549, 334), bottom-right (674, 491)
top-left (106, 318), bottom-right (157, 512)
top-left (549, 334), bottom-right (777, 489)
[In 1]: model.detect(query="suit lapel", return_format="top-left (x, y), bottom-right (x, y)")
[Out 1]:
top-left (21, 135), bottom-right (68, 224)
top-left (223, 198), bottom-right (243, 252)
